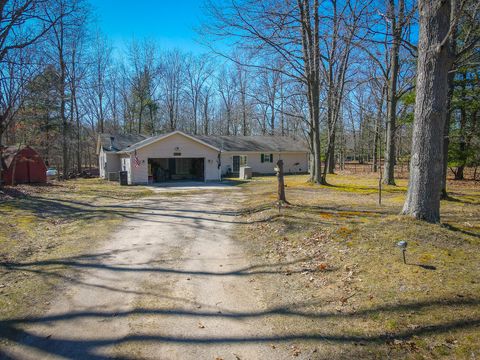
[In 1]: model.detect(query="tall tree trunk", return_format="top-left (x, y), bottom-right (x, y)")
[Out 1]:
top-left (383, 0), bottom-right (404, 185)
top-left (138, 105), bottom-right (143, 134)
top-left (276, 159), bottom-right (287, 203)
top-left (60, 59), bottom-right (68, 178)
top-left (373, 85), bottom-right (386, 172)
top-left (0, 124), bottom-right (3, 187)
top-left (98, 85), bottom-right (104, 133)
top-left (280, 80), bottom-right (285, 136)
top-left (383, 40), bottom-right (399, 182)
top-left (327, 131), bottom-right (336, 174)
top-left (308, 129), bottom-right (315, 182)
top-left (298, 0), bottom-right (323, 184)
top-left (242, 94), bottom-right (247, 136)
top-left (193, 96), bottom-right (198, 135)
top-left (313, 119), bottom-right (322, 183)
top-left (74, 96), bottom-right (81, 174)
top-left (226, 108), bottom-right (231, 136)
top-left (203, 94), bottom-right (209, 135)
top-left (455, 71), bottom-right (468, 180)
top-left (441, 71), bottom-right (456, 198)
top-left (402, 0), bottom-right (454, 223)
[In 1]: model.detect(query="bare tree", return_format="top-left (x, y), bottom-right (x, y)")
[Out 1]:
top-left (67, 17), bottom-right (88, 174)
top-left (321, 0), bottom-right (369, 181)
top-left (185, 54), bottom-right (212, 135)
top-left (357, 0), bottom-right (417, 185)
top-left (0, 0), bottom-right (63, 184)
top-left (160, 49), bottom-right (184, 131)
top-left (217, 67), bottom-right (237, 135)
top-left (297, 0), bottom-right (323, 183)
top-left (89, 31), bottom-right (112, 134)
top-left (45, 0), bottom-right (86, 177)
top-left (201, 84), bottom-right (213, 135)
top-left (234, 60), bottom-right (250, 136)
top-left (127, 40), bottom-right (158, 134)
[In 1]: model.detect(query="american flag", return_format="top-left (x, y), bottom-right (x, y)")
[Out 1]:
top-left (134, 150), bottom-right (141, 168)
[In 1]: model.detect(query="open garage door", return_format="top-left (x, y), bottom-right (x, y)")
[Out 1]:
top-left (148, 158), bottom-right (204, 183)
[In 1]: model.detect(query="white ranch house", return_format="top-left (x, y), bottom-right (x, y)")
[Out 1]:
top-left (97, 131), bottom-right (309, 185)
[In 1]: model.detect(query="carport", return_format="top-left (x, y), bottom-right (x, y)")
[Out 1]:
top-left (148, 157), bottom-right (204, 183)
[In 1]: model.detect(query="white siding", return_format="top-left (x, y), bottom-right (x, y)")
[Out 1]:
top-left (128, 133), bottom-right (220, 184)
top-left (99, 149), bottom-right (106, 178)
top-left (99, 148), bottom-right (121, 179)
top-left (220, 152), bottom-right (308, 176)
top-left (121, 157), bottom-right (132, 184)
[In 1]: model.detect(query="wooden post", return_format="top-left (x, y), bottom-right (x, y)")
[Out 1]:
top-left (276, 159), bottom-right (287, 204)
top-left (378, 168), bottom-right (382, 206)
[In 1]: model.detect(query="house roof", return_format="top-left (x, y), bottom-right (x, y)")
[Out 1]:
top-left (117, 131), bottom-right (221, 153)
top-left (101, 130), bottom-right (309, 154)
top-left (98, 133), bottom-right (148, 152)
top-left (194, 135), bottom-right (308, 152)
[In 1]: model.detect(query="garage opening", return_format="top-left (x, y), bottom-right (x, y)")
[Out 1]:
top-left (148, 158), bottom-right (204, 182)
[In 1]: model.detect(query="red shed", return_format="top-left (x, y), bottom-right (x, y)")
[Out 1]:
top-left (1, 146), bottom-right (47, 185)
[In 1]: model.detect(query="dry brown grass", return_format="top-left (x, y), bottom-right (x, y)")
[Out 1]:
top-left (0, 179), bottom-right (154, 323)
top-left (236, 173), bottom-right (480, 359)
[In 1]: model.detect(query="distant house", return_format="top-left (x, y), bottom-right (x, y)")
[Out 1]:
top-left (97, 131), bottom-right (309, 184)
top-left (1, 145), bottom-right (47, 185)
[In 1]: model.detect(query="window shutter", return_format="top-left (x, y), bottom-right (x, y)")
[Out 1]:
top-left (261, 154), bottom-right (264, 163)
top-left (270, 154), bottom-right (273, 162)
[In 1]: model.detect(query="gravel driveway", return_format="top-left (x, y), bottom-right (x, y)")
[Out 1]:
top-left (2, 189), bottom-right (293, 359)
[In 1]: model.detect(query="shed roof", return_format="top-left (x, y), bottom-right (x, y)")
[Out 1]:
top-left (1, 145), bottom-right (43, 170)
top-left (1, 146), bottom-right (20, 170)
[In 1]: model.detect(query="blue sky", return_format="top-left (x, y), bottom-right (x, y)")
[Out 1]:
top-left (89, 0), bottom-right (208, 53)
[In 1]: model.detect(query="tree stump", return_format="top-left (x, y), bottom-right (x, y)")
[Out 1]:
top-left (276, 159), bottom-right (288, 204)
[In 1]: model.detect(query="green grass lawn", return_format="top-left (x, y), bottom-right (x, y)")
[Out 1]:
top-left (0, 179), bottom-right (154, 324)
top-left (236, 173), bottom-right (480, 359)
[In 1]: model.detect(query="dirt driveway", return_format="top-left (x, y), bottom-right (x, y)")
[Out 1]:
top-left (1, 188), bottom-right (299, 359)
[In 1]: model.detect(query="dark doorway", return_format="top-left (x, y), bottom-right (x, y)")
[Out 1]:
top-left (148, 158), bottom-right (204, 182)
top-left (233, 156), bottom-right (240, 173)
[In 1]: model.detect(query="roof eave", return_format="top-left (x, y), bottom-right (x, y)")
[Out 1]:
top-left (122, 131), bottom-right (221, 153)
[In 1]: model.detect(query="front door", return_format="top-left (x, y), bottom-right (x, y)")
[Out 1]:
top-left (233, 156), bottom-right (240, 173)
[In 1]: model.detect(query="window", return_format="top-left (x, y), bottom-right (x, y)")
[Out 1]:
top-left (233, 155), bottom-right (248, 172)
top-left (261, 154), bottom-right (273, 163)
top-left (240, 155), bottom-right (247, 166)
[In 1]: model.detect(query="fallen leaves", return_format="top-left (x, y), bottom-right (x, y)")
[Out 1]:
top-left (318, 262), bottom-right (328, 271)
top-left (290, 344), bottom-right (301, 357)
top-left (387, 339), bottom-right (419, 352)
